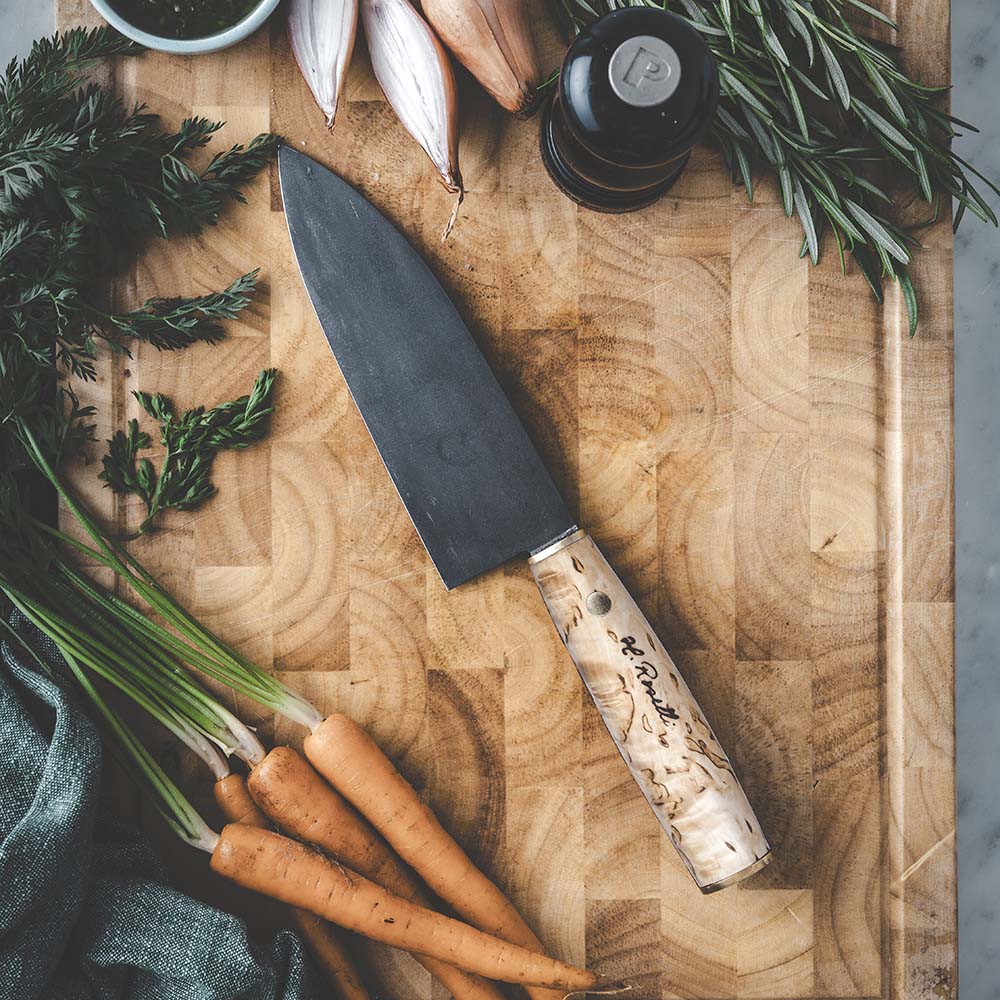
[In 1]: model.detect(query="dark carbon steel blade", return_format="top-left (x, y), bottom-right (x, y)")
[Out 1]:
top-left (279, 147), bottom-right (575, 589)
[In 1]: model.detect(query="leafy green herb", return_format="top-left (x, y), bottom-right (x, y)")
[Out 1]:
top-left (100, 368), bottom-right (278, 536)
top-left (0, 28), bottom-right (279, 397)
top-left (0, 26), bottom-right (279, 456)
top-left (550, 0), bottom-right (999, 336)
top-left (102, 270), bottom-right (261, 353)
top-left (0, 28), bottom-right (320, 836)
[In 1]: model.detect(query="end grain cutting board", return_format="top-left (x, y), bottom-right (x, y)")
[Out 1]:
top-left (57, 0), bottom-right (956, 997)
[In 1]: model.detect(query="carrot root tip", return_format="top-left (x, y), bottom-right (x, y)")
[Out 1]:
top-left (563, 982), bottom-right (632, 998)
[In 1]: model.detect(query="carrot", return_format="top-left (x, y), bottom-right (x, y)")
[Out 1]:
top-left (211, 823), bottom-right (602, 992)
top-left (215, 773), bottom-right (271, 827)
top-left (214, 776), bottom-right (370, 1000)
top-left (249, 748), bottom-right (420, 896)
top-left (303, 714), bottom-right (565, 1000)
top-left (293, 912), bottom-right (371, 1000)
top-left (248, 747), bottom-right (507, 1000)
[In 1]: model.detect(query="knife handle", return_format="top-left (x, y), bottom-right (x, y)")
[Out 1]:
top-left (529, 529), bottom-right (770, 892)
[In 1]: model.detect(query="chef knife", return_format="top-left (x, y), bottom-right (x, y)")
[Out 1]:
top-left (279, 146), bottom-right (770, 892)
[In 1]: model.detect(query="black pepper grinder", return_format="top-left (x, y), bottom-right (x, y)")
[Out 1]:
top-left (541, 7), bottom-right (721, 213)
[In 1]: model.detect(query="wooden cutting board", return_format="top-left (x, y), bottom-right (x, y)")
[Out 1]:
top-left (57, 1), bottom-right (956, 997)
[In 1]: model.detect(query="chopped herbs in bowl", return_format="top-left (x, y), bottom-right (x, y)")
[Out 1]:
top-left (89, 0), bottom-right (279, 53)
top-left (109, 0), bottom-right (260, 39)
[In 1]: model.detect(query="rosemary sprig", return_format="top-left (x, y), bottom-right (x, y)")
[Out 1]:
top-left (551, 0), bottom-right (999, 335)
top-left (100, 368), bottom-right (278, 536)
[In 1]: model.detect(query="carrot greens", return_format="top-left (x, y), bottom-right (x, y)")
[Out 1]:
top-left (0, 26), bottom-right (323, 825)
top-left (100, 367), bottom-right (278, 537)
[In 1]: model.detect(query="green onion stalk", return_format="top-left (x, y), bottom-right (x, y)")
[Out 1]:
top-left (0, 466), bottom-right (301, 848)
top-left (0, 614), bottom-right (219, 852)
top-left (0, 568), bottom-right (263, 777)
top-left (10, 425), bottom-right (324, 734)
top-left (0, 426), bottom-right (327, 835)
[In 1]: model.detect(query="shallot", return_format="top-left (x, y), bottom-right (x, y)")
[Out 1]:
top-left (361, 0), bottom-right (463, 236)
top-left (288, 0), bottom-right (359, 128)
top-left (422, 0), bottom-right (542, 117)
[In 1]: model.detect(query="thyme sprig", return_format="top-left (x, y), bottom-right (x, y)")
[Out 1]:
top-left (551, 0), bottom-right (999, 335)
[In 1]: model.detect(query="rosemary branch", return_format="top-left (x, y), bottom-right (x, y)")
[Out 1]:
top-left (550, 0), bottom-right (999, 334)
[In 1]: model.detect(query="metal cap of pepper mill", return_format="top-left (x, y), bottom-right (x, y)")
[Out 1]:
top-left (541, 7), bottom-right (720, 213)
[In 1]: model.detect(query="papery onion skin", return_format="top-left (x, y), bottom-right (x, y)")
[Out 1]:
top-left (421, 0), bottom-right (542, 117)
top-left (361, 0), bottom-right (463, 196)
top-left (288, 0), bottom-right (359, 128)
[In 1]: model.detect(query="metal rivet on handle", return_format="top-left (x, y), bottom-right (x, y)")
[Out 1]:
top-left (586, 591), bottom-right (612, 616)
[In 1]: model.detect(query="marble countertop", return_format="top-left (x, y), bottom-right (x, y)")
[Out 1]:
top-left (953, 1), bottom-right (1000, 996)
top-left (2, 0), bottom-right (997, 995)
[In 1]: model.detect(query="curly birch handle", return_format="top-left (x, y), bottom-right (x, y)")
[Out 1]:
top-left (530, 529), bottom-right (771, 892)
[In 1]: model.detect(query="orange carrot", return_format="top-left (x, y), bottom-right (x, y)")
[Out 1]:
top-left (248, 747), bottom-right (506, 1000)
top-left (211, 823), bottom-right (601, 992)
top-left (215, 773), bottom-right (271, 827)
top-left (249, 748), bottom-right (419, 896)
top-left (304, 714), bottom-right (565, 1000)
top-left (213, 776), bottom-right (371, 1000)
top-left (294, 912), bottom-right (371, 1000)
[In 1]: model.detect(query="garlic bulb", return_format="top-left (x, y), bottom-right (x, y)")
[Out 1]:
top-left (288, 0), bottom-right (359, 128)
top-left (361, 0), bottom-right (463, 202)
top-left (422, 0), bottom-right (541, 117)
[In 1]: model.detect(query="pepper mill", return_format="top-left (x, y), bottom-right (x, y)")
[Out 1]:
top-left (541, 7), bottom-right (721, 212)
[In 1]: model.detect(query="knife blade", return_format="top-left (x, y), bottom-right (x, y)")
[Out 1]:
top-left (278, 147), bottom-right (574, 591)
top-left (279, 146), bottom-right (771, 892)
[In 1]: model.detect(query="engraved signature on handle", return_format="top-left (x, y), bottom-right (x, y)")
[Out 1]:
top-left (618, 635), bottom-right (680, 723)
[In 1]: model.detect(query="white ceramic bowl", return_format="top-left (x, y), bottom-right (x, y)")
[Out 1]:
top-left (89, 0), bottom-right (280, 55)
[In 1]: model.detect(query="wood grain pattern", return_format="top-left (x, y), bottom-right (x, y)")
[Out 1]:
top-left (56, 0), bottom-right (955, 995)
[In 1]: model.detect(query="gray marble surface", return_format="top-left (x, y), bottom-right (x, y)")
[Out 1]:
top-left (1, 0), bottom-right (998, 995)
top-left (953, 2), bottom-right (1000, 997)
top-left (2, 0), bottom-right (53, 61)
